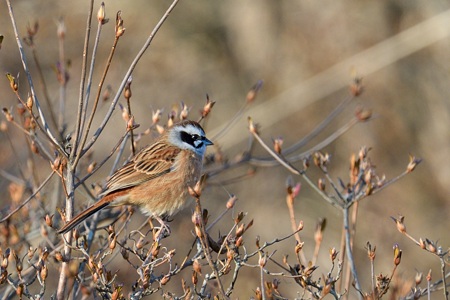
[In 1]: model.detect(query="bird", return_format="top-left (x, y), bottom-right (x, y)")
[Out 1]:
top-left (58, 120), bottom-right (213, 234)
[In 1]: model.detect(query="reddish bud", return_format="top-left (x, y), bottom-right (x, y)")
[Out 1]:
top-left (297, 220), bottom-right (304, 231)
top-left (201, 94), bottom-right (215, 117)
top-left (258, 252), bottom-right (267, 268)
top-left (415, 272), bottom-right (423, 285)
top-left (179, 102), bottom-right (190, 120)
top-left (54, 251), bottom-right (64, 262)
top-left (160, 275), bottom-right (170, 285)
top-left (193, 259), bottom-right (201, 274)
top-left (295, 242), bottom-right (304, 254)
top-left (97, 2), bottom-right (107, 24)
top-left (45, 214), bottom-right (53, 227)
top-left (57, 18), bottom-right (66, 39)
top-left (235, 236), bottom-right (244, 248)
top-left (419, 238), bottom-right (426, 249)
top-left (192, 270), bottom-right (198, 285)
top-left (40, 264), bottom-right (48, 281)
top-left (329, 247), bottom-right (338, 262)
top-left (246, 80), bottom-right (263, 103)
top-left (273, 137), bottom-right (283, 154)
top-left (226, 195), bottom-right (238, 209)
top-left (152, 109), bottom-right (162, 124)
top-left (115, 11), bottom-right (125, 37)
top-left (391, 215), bottom-right (406, 234)
top-left (26, 95), bottom-right (33, 110)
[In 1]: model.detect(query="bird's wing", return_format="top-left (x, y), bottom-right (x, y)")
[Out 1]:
top-left (102, 142), bottom-right (181, 195)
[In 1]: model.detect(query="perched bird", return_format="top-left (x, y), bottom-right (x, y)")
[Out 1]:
top-left (58, 120), bottom-right (213, 234)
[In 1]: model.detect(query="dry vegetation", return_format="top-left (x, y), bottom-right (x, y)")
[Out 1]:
top-left (0, 1), bottom-right (449, 299)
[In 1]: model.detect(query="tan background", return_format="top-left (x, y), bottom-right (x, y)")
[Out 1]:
top-left (0, 1), bottom-right (449, 298)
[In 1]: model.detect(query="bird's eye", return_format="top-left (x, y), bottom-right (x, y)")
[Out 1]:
top-left (192, 134), bottom-right (199, 140)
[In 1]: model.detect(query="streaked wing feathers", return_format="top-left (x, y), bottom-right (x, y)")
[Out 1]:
top-left (102, 141), bottom-right (181, 195)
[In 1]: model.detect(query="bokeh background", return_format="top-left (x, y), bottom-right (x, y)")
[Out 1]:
top-left (0, 0), bottom-right (449, 298)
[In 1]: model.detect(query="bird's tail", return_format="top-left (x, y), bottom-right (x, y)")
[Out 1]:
top-left (58, 200), bottom-right (110, 234)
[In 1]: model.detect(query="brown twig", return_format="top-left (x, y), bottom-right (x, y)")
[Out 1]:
top-left (5, 0), bottom-right (61, 151)
top-left (0, 170), bottom-right (55, 223)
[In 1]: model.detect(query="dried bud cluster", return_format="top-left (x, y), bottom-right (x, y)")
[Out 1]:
top-left (425, 239), bottom-right (437, 253)
top-left (115, 11), bottom-right (125, 37)
top-left (152, 109), bottom-right (162, 125)
top-left (188, 180), bottom-right (203, 198)
top-left (376, 273), bottom-right (390, 295)
top-left (345, 146), bottom-right (390, 200)
top-left (407, 155), bottom-right (422, 173)
top-left (415, 272), bottom-right (423, 285)
top-left (179, 102), bottom-right (190, 120)
top-left (272, 137), bottom-right (283, 154)
top-left (313, 151), bottom-right (330, 171)
top-left (201, 94), bottom-right (215, 118)
top-left (366, 241), bottom-right (376, 261)
top-left (0, 248), bottom-right (10, 284)
top-left (167, 111), bottom-right (176, 128)
top-left (329, 247), bottom-right (338, 262)
top-left (391, 215), bottom-right (406, 234)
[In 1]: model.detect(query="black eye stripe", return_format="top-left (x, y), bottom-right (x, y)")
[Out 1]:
top-left (180, 131), bottom-right (203, 148)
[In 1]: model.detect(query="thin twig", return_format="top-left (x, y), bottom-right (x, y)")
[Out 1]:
top-left (0, 169), bottom-right (26, 185)
top-left (74, 23), bottom-right (121, 169)
top-left (126, 97), bottom-right (136, 156)
top-left (81, 0), bottom-right (182, 156)
top-left (10, 87), bottom-right (62, 156)
top-left (70, 0), bottom-right (94, 164)
top-left (286, 191), bottom-right (306, 265)
top-left (30, 46), bottom-right (59, 135)
top-left (283, 95), bottom-right (354, 156)
top-left (0, 170), bottom-right (55, 223)
top-left (343, 206), bottom-right (362, 299)
top-left (248, 120), bottom-right (341, 208)
top-left (440, 257), bottom-right (448, 300)
top-left (194, 196), bottom-right (227, 298)
top-left (6, 0), bottom-right (61, 151)
top-left (57, 18), bottom-right (67, 135)
top-left (74, 127), bottom-right (132, 189)
top-left (248, 117), bottom-right (360, 167)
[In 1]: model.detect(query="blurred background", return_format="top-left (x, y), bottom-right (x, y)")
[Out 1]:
top-left (0, 0), bottom-right (449, 298)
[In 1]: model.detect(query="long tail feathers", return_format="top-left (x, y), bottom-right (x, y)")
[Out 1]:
top-left (58, 200), bottom-right (110, 234)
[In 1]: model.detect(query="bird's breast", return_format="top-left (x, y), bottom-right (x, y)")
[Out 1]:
top-left (129, 151), bottom-right (203, 216)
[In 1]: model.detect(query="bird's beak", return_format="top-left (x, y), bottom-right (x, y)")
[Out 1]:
top-left (204, 138), bottom-right (214, 146)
